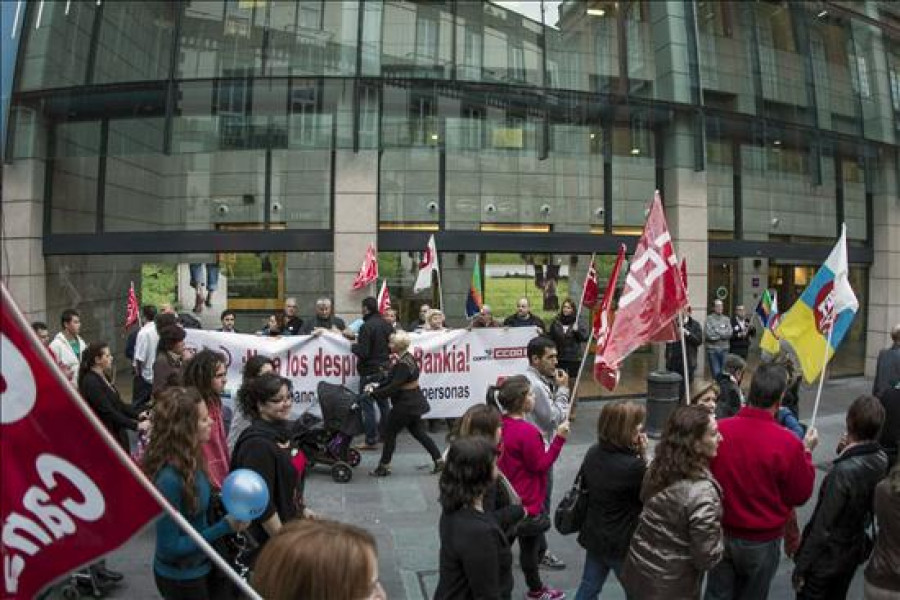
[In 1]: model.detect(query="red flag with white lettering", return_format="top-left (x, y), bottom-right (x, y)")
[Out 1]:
top-left (377, 279), bottom-right (392, 314)
top-left (124, 281), bottom-right (140, 330)
top-left (594, 192), bottom-right (687, 388)
top-left (352, 244), bottom-right (379, 290)
top-left (581, 260), bottom-right (600, 309)
top-left (0, 284), bottom-right (162, 599)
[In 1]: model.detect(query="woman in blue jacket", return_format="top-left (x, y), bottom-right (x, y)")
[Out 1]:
top-left (143, 387), bottom-right (247, 599)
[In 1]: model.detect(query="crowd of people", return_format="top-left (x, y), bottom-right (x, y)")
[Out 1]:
top-left (29, 298), bottom-right (900, 599)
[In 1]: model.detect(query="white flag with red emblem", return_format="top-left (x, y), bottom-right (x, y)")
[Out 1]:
top-left (595, 192), bottom-right (687, 389)
top-left (124, 281), bottom-right (140, 330)
top-left (377, 280), bottom-right (392, 314)
top-left (352, 244), bottom-right (379, 290)
top-left (414, 235), bottom-right (439, 293)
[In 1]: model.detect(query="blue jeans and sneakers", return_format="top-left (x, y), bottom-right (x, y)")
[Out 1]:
top-left (704, 536), bottom-right (781, 600)
top-left (358, 373), bottom-right (390, 448)
top-left (706, 347), bottom-right (727, 379)
top-left (574, 554), bottom-right (622, 600)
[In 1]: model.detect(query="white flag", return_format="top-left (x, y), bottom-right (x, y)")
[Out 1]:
top-left (414, 235), bottom-right (439, 293)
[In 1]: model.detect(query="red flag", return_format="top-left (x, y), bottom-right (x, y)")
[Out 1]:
top-left (646, 258), bottom-right (689, 343)
top-left (581, 260), bottom-right (600, 309)
top-left (594, 192), bottom-right (687, 388)
top-left (352, 244), bottom-right (379, 290)
top-left (377, 280), bottom-right (392, 314)
top-left (592, 245), bottom-right (626, 391)
top-left (0, 284), bottom-right (162, 599)
top-left (124, 281), bottom-right (140, 330)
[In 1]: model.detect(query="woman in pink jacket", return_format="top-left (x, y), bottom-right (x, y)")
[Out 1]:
top-left (495, 375), bottom-right (570, 600)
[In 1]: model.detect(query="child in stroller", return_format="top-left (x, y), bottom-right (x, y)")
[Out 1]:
top-left (291, 382), bottom-right (366, 483)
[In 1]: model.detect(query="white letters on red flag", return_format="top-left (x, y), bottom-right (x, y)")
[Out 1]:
top-left (352, 244), bottom-right (379, 290)
top-left (414, 235), bottom-right (439, 293)
top-left (0, 284), bottom-right (162, 599)
top-left (377, 280), bottom-right (392, 313)
top-left (581, 260), bottom-right (600, 309)
top-left (124, 281), bottom-right (140, 330)
top-left (595, 192), bottom-right (687, 388)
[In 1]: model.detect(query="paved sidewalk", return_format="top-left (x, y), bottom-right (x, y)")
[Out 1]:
top-left (56, 377), bottom-right (873, 599)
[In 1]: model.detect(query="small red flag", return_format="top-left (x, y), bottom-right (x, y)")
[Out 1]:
top-left (594, 192), bottom-right (687, 389)
top-left (1, 284), bottom-right (162, 599)
top-left (124, 282), bottom-right (140, 330)
top-left (592, 245), bottom-right (626, 391)
top-left (581, 260), bottom-right (600, 309)
top-left (352, 244), bottom-right (379, 290)
top-left (377, 280), bottom-right (392, 314)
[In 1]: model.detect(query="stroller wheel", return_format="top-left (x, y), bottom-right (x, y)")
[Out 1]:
top-left (331, 462), bottom-right (353, 483)
top-left (61, 585), bottom-right (81, 600)
top-left (345, 447), bottom-right (361, 467)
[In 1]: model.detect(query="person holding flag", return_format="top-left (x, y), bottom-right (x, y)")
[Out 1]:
top-left (755, 289), bottom-right (782, 360)
top-left (414, 234), bottom-right (443, 308)
top-left (665, 307), bottom-right (703, 401)
top-left (548, 298), bottom-right (589, 382)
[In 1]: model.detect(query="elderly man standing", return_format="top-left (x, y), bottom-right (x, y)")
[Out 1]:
top-left (873, 324), bottom-right (900, 398)
top-left (300, 297), bottom-right (349, 338)
top-left (281, 297), bottom-right (304, 335)
top-left (705, 299), bottom-right (732, 379)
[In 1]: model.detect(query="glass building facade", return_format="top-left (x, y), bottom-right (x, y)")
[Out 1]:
top-left (4, 0), bottom-right (900, 395)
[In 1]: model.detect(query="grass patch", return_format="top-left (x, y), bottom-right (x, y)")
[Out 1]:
top-left (141, 263), bottom-right (177, 308)
top-left (484, 276), bottom-right (571, 325)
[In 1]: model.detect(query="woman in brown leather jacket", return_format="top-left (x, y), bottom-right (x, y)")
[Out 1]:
top-left (620, 406), bottom-right (724, 599)
top-left (865, 463), bottom-right (900, 599)
top-left (368, 330), bottom-right (444, 477)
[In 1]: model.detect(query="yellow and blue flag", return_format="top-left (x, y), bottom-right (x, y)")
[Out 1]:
top-left (776, 225), bottom-right (859, 383)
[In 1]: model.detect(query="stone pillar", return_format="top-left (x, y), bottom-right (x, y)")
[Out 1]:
top-left (1, 159), bottom-right (47, 321)
top-left (865, 151), bottom-right (900, 377)
top-left (332, 150), bottom-right (379, 322)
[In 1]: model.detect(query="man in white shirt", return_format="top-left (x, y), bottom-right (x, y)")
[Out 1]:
top-left (48, 309), bottom-right (86, 382)
top-left (133, 305), bottom-right (177, 409)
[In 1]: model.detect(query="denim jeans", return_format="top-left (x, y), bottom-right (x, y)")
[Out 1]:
top-left (359, 373), bottom-right (390, 445)
top-left (704, 537), bottom-right (781, 600)
top-left (575, 553), bottom-right (622, 600)
top-left (189, 263), bottom-right (219, 292)
top-left (706, 347), bottom-right (727, 379)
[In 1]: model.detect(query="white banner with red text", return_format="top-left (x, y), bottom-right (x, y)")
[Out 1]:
top-left (184, 328), bottom-right (536, 419)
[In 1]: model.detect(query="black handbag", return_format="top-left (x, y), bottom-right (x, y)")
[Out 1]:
top-left (554, 468), bottom-right (587, 535)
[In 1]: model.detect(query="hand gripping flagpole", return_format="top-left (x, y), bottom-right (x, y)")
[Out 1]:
top-left (2, 285), bottom-right (264, 600)
top-left (810, 321), bottom-right (835, 431)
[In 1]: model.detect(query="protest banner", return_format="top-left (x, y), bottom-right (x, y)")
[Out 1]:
top-left (185, 328), bottom-right (535, 419)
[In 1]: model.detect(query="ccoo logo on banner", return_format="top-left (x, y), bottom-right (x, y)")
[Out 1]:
top-left (185, 328), bottom-right (535, 419)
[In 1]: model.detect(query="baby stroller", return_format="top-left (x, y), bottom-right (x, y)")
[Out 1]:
top-left (292, 382), bottom-right (365, 483)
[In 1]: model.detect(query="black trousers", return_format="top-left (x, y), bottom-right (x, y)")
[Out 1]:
top-left (796, 567), bottom-right (858, 600)
top-left (379, 411), bottom-right (441, 465)
top-left (155, 572), bottom-right (215, 600)
top-left (133, 375), bottom-right (153, 411)
top-left (518, 533), bottom-right (544, 592)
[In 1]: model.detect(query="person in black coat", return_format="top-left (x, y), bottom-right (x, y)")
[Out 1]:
top-left (714, 353), bottom-right (746, 420)
top-left (877, 384), bottom-right (900, 469)
top-left (367, 330), bottom-right (443, 477)
top-left (793, 395), bottom-right (889, 599)
top-left (78, 341), bottom-right (150, 452)
top-left (665, 309), bottom-right (703, 401)
top-left (352, 297), bottom-right (395, 448)
top-left (503, 298), bottom-right (546, 332)
top-left (435, 437), bottom-right (514, 600)
top-left (548, 298), bottom-right (588, 381)
top-left (575, 401), bottom-right (648, 599)
top-left (728, 305), bottom-right (755, 360)
top-left (873, 325), bottom-right (900, 398)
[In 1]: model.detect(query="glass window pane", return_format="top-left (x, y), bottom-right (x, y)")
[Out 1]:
top-left (611, 121), bottom-right (655, 231)
top-left (18, 1), bottom-right (96, 91)
top-left (548, 1), bottom-right (620, 92)
top-left (93, 1), bottom-right (176, 84)
top-left (50, 121), bottom-right (100, 234)
top-left (179, 0), bottom-right (264, 79)
top-left (267, 0), bottom-right (359, 76)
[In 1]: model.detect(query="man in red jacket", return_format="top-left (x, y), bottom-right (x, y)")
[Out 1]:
top-left (704, 363), bottom-right (819, 600)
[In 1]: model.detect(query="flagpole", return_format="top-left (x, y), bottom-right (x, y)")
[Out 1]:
top-left (678, 311), bottom-right (691, 402)
top-left (5, 287), bottom-right (264, 600)
top-left (573, 252), bottom-right (596, 327)
top-left (435, 258), bottom-right (445, 311)
top-left (567, 324), bottom-right (595, 419)
top-left (809, 323), bottom-right (834, 430)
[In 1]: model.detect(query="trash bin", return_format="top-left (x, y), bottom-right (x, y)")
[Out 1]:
top-left (645, 371), bottom-right (682, 439)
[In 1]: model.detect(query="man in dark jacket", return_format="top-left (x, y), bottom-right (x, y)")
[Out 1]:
top-left (352, 297), bottom-right (394, 449)
top-left (793, 395), bottom-right (888, 599)
top-left (407, 303), bottom-right (430, 332)
top-left (729, 304), bottom-right (755, 359)
top-left (503, 297), bottom-right (545, 332)
top-left (281, 297), bottom-right (304, 335)
top-left (877, 384), bottom-right (900, 468)
top-left (873, 324), bottom-right (900, 398)
top-left (714, 354), bottom-right (746, 419)
top-left (299, 297), bottom-right (349, 337)
top-left (665, 308), bottom-right (703, 401)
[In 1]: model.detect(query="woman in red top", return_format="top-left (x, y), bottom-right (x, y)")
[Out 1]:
top-left (495, 375), bottom-right (569, 600)
top-left (182, 349), bottom-right (230, 489)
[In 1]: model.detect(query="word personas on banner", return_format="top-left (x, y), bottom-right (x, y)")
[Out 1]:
top-left (185, 328), bottom-right (534, 419)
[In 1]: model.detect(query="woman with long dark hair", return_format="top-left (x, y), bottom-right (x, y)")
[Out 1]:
top-left (143, 387), bottom-right (247, 599)
top-left (78, 341), bottom-right (150, 452)
top-left (620, 405), bottom-right (723, 599)
top-left (227, 354), bottom-right (276, 452)
top-left (574, 401), bottom-right (648, 599)
top-left (435, 437), bottom-right (513, 599)
top-left (548, 298), bottom-right (588, 381)
top-left (153, 325), bottom-right (187, 397)
top-left (182, 349), bottom-right (230, 490)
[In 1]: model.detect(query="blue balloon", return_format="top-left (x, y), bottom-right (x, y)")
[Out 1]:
top-left (222, 469), bottom-right (269, 522)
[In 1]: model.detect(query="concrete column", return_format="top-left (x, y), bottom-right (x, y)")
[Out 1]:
top-left (332, 150), bottom-right (379, 321)
top-left (1, 159), bottom-right (47, 321)
top-left (865, 151), bottom-right (900, 377)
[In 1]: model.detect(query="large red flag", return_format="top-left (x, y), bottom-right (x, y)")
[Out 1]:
top-left (581, 260), bottom-right (600, 309)
top-left (0, 284), bottom-right (162, 599)
top-left (646, 258), bottom-right (689, 343)
top-left (594, 192), bottom-right (687, 388)
top-left (124, 281), bottom-right (140, 330)
top-left (352, 244), bottom-right (379, 290)
top-left (593, 245), bottom-right (626, 391)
